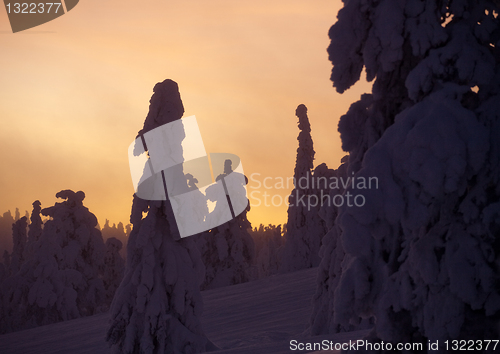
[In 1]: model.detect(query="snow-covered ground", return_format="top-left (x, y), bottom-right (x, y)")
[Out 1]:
top-left (0, 267), bottom-right (368, 353)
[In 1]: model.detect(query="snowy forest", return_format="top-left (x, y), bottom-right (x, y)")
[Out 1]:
top-left (1, 0), bottom-right (500, 353)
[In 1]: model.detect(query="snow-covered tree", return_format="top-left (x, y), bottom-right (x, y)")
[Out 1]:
top-left (9, 216), bottom-right (27, 274)
top-left (0, 210), bottom-right (15, 257)
top-left (312, 0), bottom-right (500, 349)
top-left (280, 104), bottom-right (330, 272)
top-left (252, 224), bottom-right (283, 278)
top-left (117, 222), bottom-right (126, 236)
top-left (28, 201), bottom-right (42, 243)
top-left (102, 237), bottom-right (125, 305)
top-left (25, 200), bottom-right (43, 261)
top-left (196, 214), bottom-right (254, 289)
top-left (0, 190), bottom-right (106, 333)
top-left (107, 79), bottom-right (215, 353)
top-left (102, 219), bottom-right (129, 259)
top-left (101, 219), bottom-right (112, 235)
top-left (310, 157), bottom-right (356, 335)
top-left (194, 159), bottom-right (255, 289)
top-left (2, 250), bottom-right (10, 274)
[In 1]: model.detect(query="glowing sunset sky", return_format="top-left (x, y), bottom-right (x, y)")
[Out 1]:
top-left (0, 0), bottom-right (371, 229)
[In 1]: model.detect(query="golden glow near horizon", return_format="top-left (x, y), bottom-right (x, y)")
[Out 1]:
top-left (0, 0), bottom-right (371, 230)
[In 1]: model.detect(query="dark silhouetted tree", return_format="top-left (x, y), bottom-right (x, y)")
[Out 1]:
top-left (312, 0), bottom-right (500, 349)
top-left (25, 200), bottom-right (43, 261)
top-left (107, 79), bottom-right (215, 353)
top-left (280, 105), bottom-right (330, 272)
top-left (9, 216), bottom-right (27, 274)
top-left (0, 190), bottom-right (107, 334)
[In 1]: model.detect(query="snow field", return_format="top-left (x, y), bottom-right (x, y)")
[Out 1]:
top-left (0, 267), bottom-right (369, 354)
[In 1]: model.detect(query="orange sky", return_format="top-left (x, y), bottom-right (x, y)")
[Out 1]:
top-left (0, 0), bottom-right (371, 230)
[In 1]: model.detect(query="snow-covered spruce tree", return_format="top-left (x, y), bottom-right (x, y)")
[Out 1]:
top-left (107, 79), bottom-right (215, 354)
top-left (310, 157), bottom-right (354, 335)
top-left (0, 210), bottom-right (15, 259)
top-left (0, 190), bottom-right (106, 334)
top-left (280, 104), bottom-right (330, 272)
top-left (2, 250), bottom-right (10, 274)
top-left (196, 215), bottom-right (255, 289)
top-left (252, 224), bottom-right (283, 278)
top-left (9, 216), bottom-right (27, 274)
top-left (25, 200), bottom-right (43, 262)
top-left (195, 160), bottom-right (255, 290)
top-left (251, 224), bottom-right (269, 278)
top-left (117, 222), bottom-right (127, 238)
top-left (102, 219), bottom-right (113, 238)
top-left (102, 219), bottom-right (129, 259)
top-left (312, 0), bottom-right (500, 349)
top-left (103, 237), bottom-right (125, 305)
